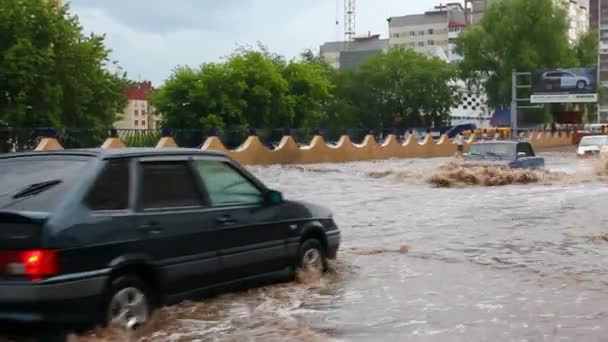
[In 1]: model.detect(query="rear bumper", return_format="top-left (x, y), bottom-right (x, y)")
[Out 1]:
top-left (0, 273), bottom-right (108, 326)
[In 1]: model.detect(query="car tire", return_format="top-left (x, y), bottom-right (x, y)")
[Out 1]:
top-left (102, 275), bottom-right (154, 330)
top-left (296, 239), bottom-right (327, 273)
top-left (577, 80), bottom-right (586, 89)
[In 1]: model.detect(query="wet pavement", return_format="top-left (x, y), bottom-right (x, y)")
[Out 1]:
top-left (13, 150), bottom-right (608, 341)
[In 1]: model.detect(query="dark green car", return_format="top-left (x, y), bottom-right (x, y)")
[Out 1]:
top-left (0, 148), bottom-right (340, 330)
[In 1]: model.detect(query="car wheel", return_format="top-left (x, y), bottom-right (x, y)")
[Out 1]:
top-left (103, 275), bottom-right (153, 330)
top-left (296, 239), bottom-right (327, 273)
top-left (577, 80), bottom-right (586, 89)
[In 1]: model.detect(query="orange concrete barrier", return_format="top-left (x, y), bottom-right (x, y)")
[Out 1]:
top-left (28, 130), bottom-right (573, 166)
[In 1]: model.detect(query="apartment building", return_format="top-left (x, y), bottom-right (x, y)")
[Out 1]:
top-left (113, 81), bottom-right (163, 130)
top-left (387, 3), bottom-right (465, 63)
top-left (320, 34), bottom-right (389, 70)
top-left (590, 0), bottom-right (608, 121)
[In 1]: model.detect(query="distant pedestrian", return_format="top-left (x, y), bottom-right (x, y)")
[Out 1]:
top-left (455, 132), bottom-right (464, 155)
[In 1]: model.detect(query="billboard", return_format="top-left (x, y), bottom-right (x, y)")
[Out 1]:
top-left (530, 67), bottom-right (598, 103)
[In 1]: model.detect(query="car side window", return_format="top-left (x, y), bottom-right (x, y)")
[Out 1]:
top-left (193, 160), bottom-right (263, 206)
top-left (139, 161), bottom-right (204, 210)
top-left (85, 159), bottom-right (130, 211)
top-left (517, 143), bottom-right (534, 157)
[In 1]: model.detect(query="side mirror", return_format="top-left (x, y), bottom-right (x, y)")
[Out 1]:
top-left (517, 152), bottom-right (526, 158)
top-left (264, 190), bottom-right (283, 205)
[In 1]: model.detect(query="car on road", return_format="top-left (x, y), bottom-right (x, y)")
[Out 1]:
top-left (463, 140), bottom-right (545, 169)
top-left (576, 135), bottom-right (608, 158)
top-left (0, 148), bottom-right (340, 330)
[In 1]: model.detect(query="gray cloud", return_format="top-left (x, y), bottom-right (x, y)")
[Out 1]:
top-left (69, 0), bottom-right (251, 33)
top-left (69, 0), bottom-right (443, 84)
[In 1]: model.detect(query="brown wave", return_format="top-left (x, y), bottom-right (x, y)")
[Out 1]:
top-left (73, 260), bottom-right (353, 342)
top-left (426, 161), bottom-right (569, 188)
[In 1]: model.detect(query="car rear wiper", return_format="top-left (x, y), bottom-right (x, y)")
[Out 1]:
top-left (12, 180), bottom-right (62, 199)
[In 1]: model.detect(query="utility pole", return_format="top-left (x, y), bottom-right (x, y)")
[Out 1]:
top-left (511, 69), bottom-right (543, 139)
top-left (511, 70), bottom-right (518, 139)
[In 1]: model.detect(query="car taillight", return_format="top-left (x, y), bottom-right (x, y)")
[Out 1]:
top-left (0, 250), bottom-right (59, 281)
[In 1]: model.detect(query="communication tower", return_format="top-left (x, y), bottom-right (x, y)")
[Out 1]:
top-left (344, 0), bottom-right (356, 43)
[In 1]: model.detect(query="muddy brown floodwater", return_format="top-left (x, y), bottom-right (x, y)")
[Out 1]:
top-left (8, 151), bottom-right (608, 341)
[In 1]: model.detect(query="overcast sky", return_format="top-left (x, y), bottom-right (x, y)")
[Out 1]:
top-left (69, 0), bottom-right (451, 85)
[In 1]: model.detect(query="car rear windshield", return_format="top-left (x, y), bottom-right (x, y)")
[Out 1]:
top-left (0, 155), bottom-right (93, 212)
top-left (468, 143), bottom-right (515, 157)
top-left (579, 136), bottom-right (608, 147)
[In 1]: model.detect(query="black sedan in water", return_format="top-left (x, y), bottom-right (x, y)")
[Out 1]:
top-left (0, 148), bottom-right (340, 330)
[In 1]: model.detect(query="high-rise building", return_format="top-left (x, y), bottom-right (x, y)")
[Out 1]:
top-left (387, 3), bottom-right (466, 63)
top-left (590, 0), bottom-right (608, 121)
top-left (113, 82), bottom-right (163, 130)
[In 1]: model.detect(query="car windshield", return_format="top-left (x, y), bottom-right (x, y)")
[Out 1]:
top-left (0, 156), bottom-right (92, 211)
top-left (579, 136), bottom-right (608, 147)
top-left (468, 143), bottom-right (515, 157)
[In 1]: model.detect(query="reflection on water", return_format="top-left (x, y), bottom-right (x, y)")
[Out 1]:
top-left (6, 150), bottom-right (608, 341)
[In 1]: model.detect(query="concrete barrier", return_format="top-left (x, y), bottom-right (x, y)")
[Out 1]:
top-left (32, 130), bottom-right (572, 165)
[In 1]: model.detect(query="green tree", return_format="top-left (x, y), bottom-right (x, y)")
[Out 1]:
top-left (282, 61), bottom-right (333, 128)
top-left (356, 48), bottom-right (460, 128)
top-left (0, 0), bottom-right (128, 128)
top-left (456, 0), bottom-right (575, 108)
top-left (153, 47), bottom-right (336, 130)
top-left (574, 30), bottom-right (598, 67)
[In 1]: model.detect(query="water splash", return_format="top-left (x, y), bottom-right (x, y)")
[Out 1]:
top-left (73, 261), bottom-right (353, 342)
top-left (426, 161), bottom-right (567, 187)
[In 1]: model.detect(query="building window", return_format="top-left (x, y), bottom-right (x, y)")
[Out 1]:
top-left (428, 40), bottom-right (435, 46)
top-left (134, 110), bottom-right (139, 116)
top-left (392, 33), bottom-right (400, 38)
top-left (409, 42), bottom-right (416, 47)
top-left (142, 110), bottom-right (147, 115)
top-left (142, 120), bottom-right (146, 127)
top-left (418, 41), bottom-right (424, 47)
top-left (428, 28), bottom-right (434, 35)
top-left (410, 31), bottom-right (416, 36)
top-left (134, 120), bottom-right (139, 126)
top-left (418, 30), bottom-right (425, 36)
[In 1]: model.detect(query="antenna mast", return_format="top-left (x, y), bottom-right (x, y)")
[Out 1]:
top-left (344, 0), bottom-right (356, 43)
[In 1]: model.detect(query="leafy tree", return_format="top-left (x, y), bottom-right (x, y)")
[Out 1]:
top-left (282, 61), bottom-right (333, 128)
top-left (356, 48), bottom-right (460, 128)
top-left (456, 0), bottom-right (575, 108)
top-left (574, 30), bottom-right (598, 67)
top-left (153, 47), bottom-right (336, 130)
top-left (0, 0), bottom-right (128, 128)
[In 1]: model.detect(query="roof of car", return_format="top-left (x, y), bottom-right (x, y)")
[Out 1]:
top-left (472, 140), bottom-right (527, 145)
top-left (0, 148), bottom-right (228, 160)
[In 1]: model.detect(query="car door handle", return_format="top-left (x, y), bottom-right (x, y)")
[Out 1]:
top-left (216, 215), bottom-right (236, 225)
top-left (138, 222), bottom-right (163, 234)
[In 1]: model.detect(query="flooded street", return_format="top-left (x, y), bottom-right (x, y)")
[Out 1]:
top-left (54, 151), bottom-right (608, 341)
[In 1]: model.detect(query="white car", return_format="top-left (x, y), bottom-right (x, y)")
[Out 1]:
top-left (577, 135), bottom-right (608, 158)
top-left (541, 71), bottom-right (590, 90)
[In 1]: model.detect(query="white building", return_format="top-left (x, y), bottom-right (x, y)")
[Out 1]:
top-left (450, 81), bottom-right (492, 128)
top-left (387, 2), bottom-right (466, 64)
top-left (113, 81), bottom-right (162, 130)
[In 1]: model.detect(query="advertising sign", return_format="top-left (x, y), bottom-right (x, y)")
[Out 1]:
top-left (530, 67), bottom-right (598, 103)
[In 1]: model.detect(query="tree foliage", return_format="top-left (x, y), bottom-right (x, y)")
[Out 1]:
top-left (153, 47), bottom-right (334, 130)
top-left (356, 48), bottom-right (460, 128)
top-left (456, 0), bottom-right (577, 108)
top-left (154, 47), bottom-right (458, 130)
top-left (0, 0), bottom-right (129, 128)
